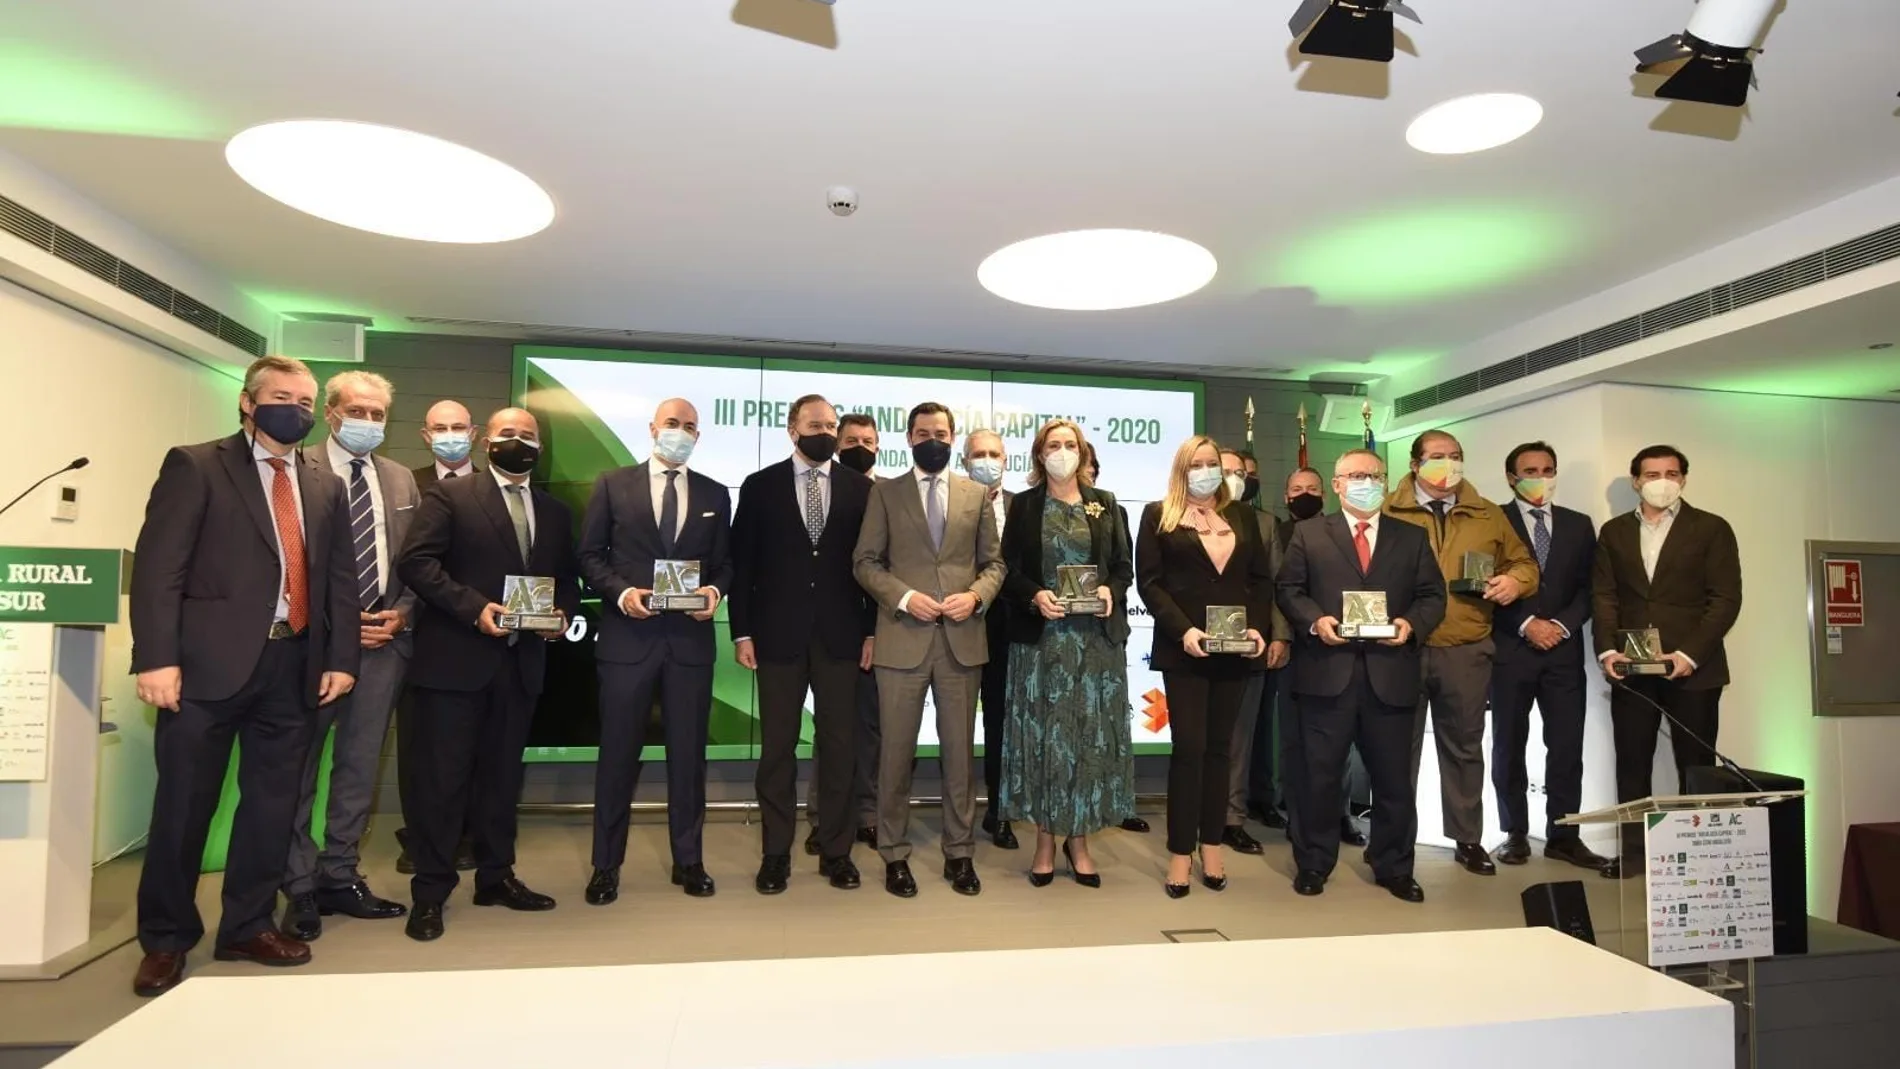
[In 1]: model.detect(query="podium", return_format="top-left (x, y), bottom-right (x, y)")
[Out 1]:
top-left (0, 546), bottom-right (124, 970)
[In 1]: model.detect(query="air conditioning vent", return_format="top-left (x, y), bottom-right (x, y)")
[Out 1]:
top-left (0, 192), bottom-right (267, 358)
top-left (1396, 220), bottom-right (1900, 419)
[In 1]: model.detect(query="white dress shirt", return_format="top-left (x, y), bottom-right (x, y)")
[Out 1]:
top-left (329, 436), bottom-right (389, 599)
top-left (1637, 500), bottom-right (1681, 582)
top-left (492, 467), bottom-right (536, 544)
top-left (792, 453), bottom-right (832, 523)
top-left (435, 459), bottom-right (475, 481)
top-left (252, 439), bottom-right (307, 623)
top-left (1513, 496), bottom-right (1568, 640)
top-left (650, 462), bottom-right (690, 540)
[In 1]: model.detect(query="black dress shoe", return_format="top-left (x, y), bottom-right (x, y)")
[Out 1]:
top-left (1453, 842), bottom-right (1497, 876)
top-left (803, 827), bottom-right (821, 857)
top-left (1340, 820), bottom-right (1368, 848)
top-left (855, 826), bottom-right (877, 847)
top-left (317, 880), bottom-right (407, 919)
top-left (1545, 839), bottom-right (1612, 871)
top-left (406, 902), bottom-right (445, 941)
top-left (943, 858), bottom-right (982, 896)
top-left (885, 860), bottom-right (918, 898)
top-left (1221, 825), bottom-right (1264, 855)
top-left (585, 867), bottom-right (620, 906)
top-left (132, 951), bottom-right (186, 997)
top-left (755, 854), bottom-right (791, 895)
top-left (279, 892), bottom-right (321, 941)
top-left (1377, 875), bottom-right (1426, 902)
top-left (1120, 816), bottom-right (1151, 833)
top-left (820, 856), bottom-right (861, 890)
top-left (985, 818), bottom-right (1020, 850)
top-left (672, 863), bottom-right (717, 898)
top-left (1258, 807), bottom-right (1289, 831)
top-left (472, 877), bottom-right (557, 911)
top-left (1293, 870), bottom-right (1327, 896)
top-left (1495, 835), bottom-right (1533, 866)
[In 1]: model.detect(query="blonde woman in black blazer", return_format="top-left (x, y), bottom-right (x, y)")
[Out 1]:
top-left (1136, 435), bottom-right (1274, 898)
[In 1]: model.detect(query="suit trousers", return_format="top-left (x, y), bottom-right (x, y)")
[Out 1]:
top-left (1612, 678), bottom-right (1722, 859)
top-left (593, 656), bottom-right (714, 869)
top-left (1408, 638), bottom-right (1495, 845)
top-left (1274, 667), bottom-right (1361, 853)
top-left (138, 636), bottom-right (312, 953)
top-left (284, 641), bottom-right (406, 895)
top-left (1228, 671), bottom-right (1268, 825)
top-left (1160, 670), bottom-right (1247, 857)
top-left (406, 657), bottom-right (534, 906)
top-left (979, 620), bottom-right (1010, 823)
top-left (1489, 649), bottom-right (1587, 843)
top-left (1295, 661), bottom-right (1417, 880)
top-left (808, 667), bottom-right (882, 832)
top-left (757, 638), bottom-right (861, 860)
top-left (875, 628), bottom-right (980, 864)
top-left (1243, 668), bottom-right (1278, 817)
top-left (395, 685), bottom-right (474, 848)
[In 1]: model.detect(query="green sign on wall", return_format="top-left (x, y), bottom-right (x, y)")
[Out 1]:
top-left (0, 547), bottom-right (123, 624)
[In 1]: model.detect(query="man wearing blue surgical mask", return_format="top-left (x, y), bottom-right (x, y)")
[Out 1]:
top-left (962, 430), bottom-right (1018, 850)
top-left (279, 372), bottom-right (419, 942)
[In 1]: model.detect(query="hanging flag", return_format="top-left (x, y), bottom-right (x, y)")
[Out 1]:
top-left (1296, 403), bottom-right (1309, 469)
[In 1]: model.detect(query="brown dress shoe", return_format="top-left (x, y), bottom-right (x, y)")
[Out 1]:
top-left (133, 951), bottom-right (187, 997)
top-left (214, 930), bottom-right (312, 967)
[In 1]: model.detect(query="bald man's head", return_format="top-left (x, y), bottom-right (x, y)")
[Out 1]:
top-left (487, 407), bottom-right (540, 442)
top-left (421, 399), bottom-right (477, 464)
top-left (651, 398), bottom-right (699, 439)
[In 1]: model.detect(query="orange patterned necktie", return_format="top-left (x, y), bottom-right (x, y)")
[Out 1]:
top-left (266, 458), bottom-right (309, 632)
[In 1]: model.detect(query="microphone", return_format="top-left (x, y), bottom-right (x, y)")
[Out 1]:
top-left (1608, 674), bottom-right (1764, 793)
top-left (0, 457), bottom-right (88, 519)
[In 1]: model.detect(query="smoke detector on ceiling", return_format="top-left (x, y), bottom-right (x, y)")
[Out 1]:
top-left (825, 186), bottom-right (858, 217)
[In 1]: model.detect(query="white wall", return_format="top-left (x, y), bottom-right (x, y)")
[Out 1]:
top-left (0, 278), bottom-right (241, 861)
top-left (1397, 383), bottom-right (1900, 919)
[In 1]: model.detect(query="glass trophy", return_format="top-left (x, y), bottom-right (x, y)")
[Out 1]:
top-left (1204, 605), bottom-right (1256, 654)
top-left (498, 575), bottom-right (564, 633)
top-left (1055, 564), bottom-right (1105, 615)
top-left (1616, 627), bottom-right (1670, 676)
top-left (1448, 550), bottom-right (1496, 595)
top-left (1338, 590), bottom-right (1398, 640)
top-left (651, 559), bottom-right (709, 612)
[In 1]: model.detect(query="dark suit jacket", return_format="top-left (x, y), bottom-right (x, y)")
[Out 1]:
top-left (1590, 501), bottom-right (1742, 690)
top-left (1000, 485), bottom-right (1133, 648)
top-left (728, 457), bottom-right (874, 663)
top-left (1136, 501), bottom-right (1279, 675)
top-left (578, 463), bottom-right (734, 667)
top-left (397, 472), bottom-right (581, 696)
top-left (411, 461), bottom-right (480, 492)
top-left (1494, 502), bottom-right (1594, 665)
top-left (130, 433), bottom-right (360, 705)
top-left (982, 488), bottom-right (1015, 650)
top-left (1276, 512), bottom-right (1447, 706)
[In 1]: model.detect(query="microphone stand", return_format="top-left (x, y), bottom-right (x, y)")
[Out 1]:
top-left (1609, 674), bottom-right (1765, 794)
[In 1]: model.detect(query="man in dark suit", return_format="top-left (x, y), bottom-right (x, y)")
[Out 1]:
top-left (732, 395), bottom-right (874, 894)
top-left (279, 371), bottom-right (416, 942)
top-left (854, 402), bottom-right (1007, 898)
top-left (579, 397), bottom-right (733, 902)
top-left (963, 429), bottom-right (1019, 850)
top-left (1276, 448), bottom-right (1445, 902)
top-left (1593, 445), bottom-right (1742, 876)
top-left (1489, 441), bottom-right (1610, 872)
top-left (129, 355), bottom-right (359, 997)
top-left (396, 407), bottom-right (579, 940)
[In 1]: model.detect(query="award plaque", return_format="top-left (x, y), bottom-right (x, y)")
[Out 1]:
top-left (1338, 590), bottom-right (1399, 640)
top-left (498, 575), bottom-right (564, 633)
top-left (1616, 627), bottom-right (1670, 676)
top-left (1055, 564), bottom-right (1105, 615)
top-left (1448, 550), bottom-right (1496, 595)
top-left (1204, 605), bottom-right (1256, 655)
top-left (651, 559), bottom-right (709, 612)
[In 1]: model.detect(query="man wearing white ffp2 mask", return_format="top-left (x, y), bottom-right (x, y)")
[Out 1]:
top-left (962, 429), bottom-right (1018, 852)
top-left (1591, 445), bottom-right (1742, 878)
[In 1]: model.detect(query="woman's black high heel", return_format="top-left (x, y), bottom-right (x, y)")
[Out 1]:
top-left (1199, 852), bottom-right (1227, 892)
top-left (1028, 867), bottom-right (1055, 888)
top-left (1063, 839), bottom-right (1101, 889)
top-left (1165, 856), bottom-right (1191, 898)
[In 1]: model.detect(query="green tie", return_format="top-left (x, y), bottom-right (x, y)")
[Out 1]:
top-left (503, 484), bottom-right (532, 563)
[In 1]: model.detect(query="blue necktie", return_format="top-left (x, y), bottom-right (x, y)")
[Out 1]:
top-left (349, 458), bottom-right (380, 610)
top-left (1531, 508), bottom-right (1550, 570)
top-left (924, 475), bottom-right (944, 551)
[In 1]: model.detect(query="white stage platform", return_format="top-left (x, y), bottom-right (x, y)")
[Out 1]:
top-left (54, 928), bottom-right (1730, 1068)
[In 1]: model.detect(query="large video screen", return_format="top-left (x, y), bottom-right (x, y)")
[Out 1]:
top-left (516, 346), bottom-right (1203, 762)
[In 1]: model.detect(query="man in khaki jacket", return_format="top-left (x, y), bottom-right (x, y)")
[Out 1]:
top-left (1384, 430), bottom-right (1537, 876)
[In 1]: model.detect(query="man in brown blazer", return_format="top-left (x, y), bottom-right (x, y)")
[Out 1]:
top-left (852, 402), bottom-right (1006, 899)
top-left (1593, 445), bottom-right (1742, 876)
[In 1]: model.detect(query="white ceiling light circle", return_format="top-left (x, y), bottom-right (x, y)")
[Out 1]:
top-left (1405, 93), bottom-right (1544, 155)
top-left (225, 120), bottom-right (555, 243)
top-left (977, 229), bottom-right (1218, 311)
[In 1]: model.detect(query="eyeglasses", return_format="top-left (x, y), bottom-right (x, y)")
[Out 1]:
top-left (1339, 473), bottom-right (1384, 485)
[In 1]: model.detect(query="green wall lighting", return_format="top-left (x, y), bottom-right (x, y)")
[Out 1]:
top-left (1272, 203), bottom-right (1575, 305)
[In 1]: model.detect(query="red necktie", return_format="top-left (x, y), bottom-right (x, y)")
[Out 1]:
top-left (267, 458), bottom-right (309, 632)
top-left (1353, 520), bottom-right (1372, 573)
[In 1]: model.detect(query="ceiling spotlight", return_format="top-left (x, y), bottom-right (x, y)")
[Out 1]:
top-left (1635, 0), bottom-right (1775, 108)
top-left (1289, 0), bottom-right (1420, 64)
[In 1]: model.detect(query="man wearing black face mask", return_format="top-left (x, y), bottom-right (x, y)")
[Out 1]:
top-left (396, 408), bottom-right (580, 941)
top-left (1240, 453), bottom-right (1263, 506)
top-left (730, 395), bottom-right (876, 893)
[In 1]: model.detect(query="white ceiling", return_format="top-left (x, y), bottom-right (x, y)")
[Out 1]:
top-left (2, 0), bottom-right (1898, 379)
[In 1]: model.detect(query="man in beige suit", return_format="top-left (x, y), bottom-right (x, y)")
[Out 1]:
top-left (853, 402), bottom-right (1006, 899)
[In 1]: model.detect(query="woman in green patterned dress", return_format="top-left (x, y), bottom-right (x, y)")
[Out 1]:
top-left (997, 420), bottom-right (1136, 886)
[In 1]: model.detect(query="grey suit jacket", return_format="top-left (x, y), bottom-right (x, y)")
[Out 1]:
top-left (853, 469), bottom-right (1007, 670)
top-left (322, 443), bottom-right (422, 656)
